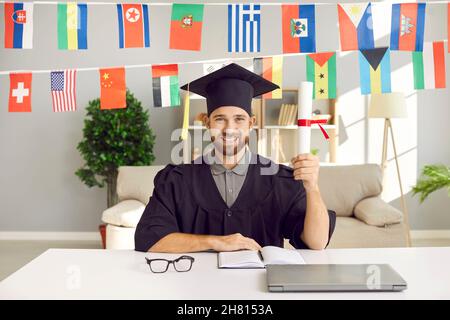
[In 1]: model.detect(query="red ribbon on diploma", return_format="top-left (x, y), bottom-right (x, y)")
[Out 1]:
top-left (297, 119), bottom-right (330, 140)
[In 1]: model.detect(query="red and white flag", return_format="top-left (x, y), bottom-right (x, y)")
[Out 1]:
top-left (9, 72), bottom-right (32, 112)
top-left (50, 69), bottom-right (77, 112)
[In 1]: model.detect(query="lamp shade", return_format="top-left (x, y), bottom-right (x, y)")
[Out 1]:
top-left (368, 92), bottom-right (408, 119)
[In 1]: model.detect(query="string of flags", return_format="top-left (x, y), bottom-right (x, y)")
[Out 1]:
top-left (2, 1), bottom-right (449, 113)
top-left (3, 2), bottom-right (449, 52)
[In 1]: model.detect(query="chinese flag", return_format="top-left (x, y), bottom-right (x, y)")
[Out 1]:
top-left (99, 67), bottom-right (126, 109)
top-left (9, 73), bottom-right (32, 112)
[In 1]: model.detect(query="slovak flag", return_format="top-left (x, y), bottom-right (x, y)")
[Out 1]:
top-left (117, 3), bottom-right (150, 48)
top-left (337, 3), bottom-right (374, 51)
top-left (390, 3), bottom-right (426, 51)
top-left (4, 2), bottom-right (34, 49)
top-left (9, 73), bottom-right (32, 112)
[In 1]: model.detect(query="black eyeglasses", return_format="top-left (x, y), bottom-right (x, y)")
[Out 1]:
top-left (145, 255), bottom-right (195, 273)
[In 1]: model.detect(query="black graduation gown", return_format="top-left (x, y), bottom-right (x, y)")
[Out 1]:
top-left (134, 154), bottom-right (336, 252)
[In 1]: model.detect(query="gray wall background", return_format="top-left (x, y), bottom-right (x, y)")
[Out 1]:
top-left (0, 0), bottom-right (449, 232)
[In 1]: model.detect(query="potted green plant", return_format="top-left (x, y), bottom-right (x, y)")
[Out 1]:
top-left (412, 164), bottom-right (450, 203)
top-left (76, 89), bottom-right (156, 247)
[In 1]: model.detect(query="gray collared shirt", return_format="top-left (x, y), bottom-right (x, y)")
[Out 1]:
top-left (210, 149), bottom-right (251, 208)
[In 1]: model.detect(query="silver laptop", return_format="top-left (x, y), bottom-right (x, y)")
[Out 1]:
top-left (267, 264), bottom-right (407, 292)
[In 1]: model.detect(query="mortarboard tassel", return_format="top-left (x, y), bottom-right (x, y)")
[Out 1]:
top-left (181, 83), bottom-right (190, 141)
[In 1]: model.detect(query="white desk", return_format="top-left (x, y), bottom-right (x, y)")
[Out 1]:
top-left (1, 247), bottom-right (449, 299)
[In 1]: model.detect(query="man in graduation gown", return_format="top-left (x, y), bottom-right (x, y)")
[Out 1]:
top-left (135, 63), bottom-right (336, 252)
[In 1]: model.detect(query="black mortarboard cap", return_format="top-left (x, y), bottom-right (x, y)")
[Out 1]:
top-left (180, 63), bottom-right (280, 116)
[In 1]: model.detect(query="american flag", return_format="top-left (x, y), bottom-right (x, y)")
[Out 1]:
top-left (50, 70), bottom-right (77, 112)
top-left (228, 4), bottom-right (261, 52)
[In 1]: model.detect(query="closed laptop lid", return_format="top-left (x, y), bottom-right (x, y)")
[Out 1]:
top-left (267, 264), bottom-right (407, 292)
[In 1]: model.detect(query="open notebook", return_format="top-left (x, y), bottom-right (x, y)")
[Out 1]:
top-left (218, 246), bottom-right (306, 269)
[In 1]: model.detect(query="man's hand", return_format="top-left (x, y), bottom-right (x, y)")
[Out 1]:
top-left (291, 153), bottom-right (320, 192)
top-left (209, 233), bottom-right (262, 252)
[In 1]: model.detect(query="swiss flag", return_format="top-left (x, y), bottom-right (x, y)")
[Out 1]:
top-left (9, 73), bottom-right (32, 112)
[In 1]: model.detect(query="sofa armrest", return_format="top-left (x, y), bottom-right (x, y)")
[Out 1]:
top-left (101, 199), bottom-right (146, 228)
top-left (354, 197), bottom-right (403, 227)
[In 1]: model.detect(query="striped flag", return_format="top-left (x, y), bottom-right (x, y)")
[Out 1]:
top-left (50, 70), bottom-right (77, 112)
top-left (337, 3), bottom-right (374, 51)
top-left (170, 4), bottom-right (204, 51)
top-left (253, 56), bottom-right (283, 99)
top-left (117, 3), bottom-right (150, 48)
top-left (282, 4), bottom-right (316, 53)
top-left (228, 4), bottom-right (261, 53)
top-left (306, 52), bottom-right (337, 100)
top-left (152, 64), bottom-right (180, 107)
top-left (390, 3), bottom-right (426, 51)
top-left (4, 2), bottom-right (33, 49)
top-left (358, 47), bottom-right (391, 95)
top-left (57, 3), bottom-right (87, 50)
top-left (412, 42), bottom-right (446, 90)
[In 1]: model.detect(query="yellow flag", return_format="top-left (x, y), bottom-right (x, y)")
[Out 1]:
top-left (181, 86), bottom-right (190, 141)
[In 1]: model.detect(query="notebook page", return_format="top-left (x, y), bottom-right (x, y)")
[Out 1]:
top-left (218, 250), bottom-right (264, 268)
top-left (260, 246), bottom-right (306, 265)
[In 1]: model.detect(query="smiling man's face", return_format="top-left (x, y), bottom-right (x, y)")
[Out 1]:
top-left (206, 106), bottom-right (256, 157)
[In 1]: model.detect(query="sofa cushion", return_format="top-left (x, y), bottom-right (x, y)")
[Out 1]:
top-left (318, 164), bottom-right (382, 217)
top-left (354, 197), bottom-right (403, 227)
top-left (327, 217), bottom-right (408, 248)
top-left (102, 199), bottom-right (145, 227)
top-left (117, 165), bottom-right (166, 204)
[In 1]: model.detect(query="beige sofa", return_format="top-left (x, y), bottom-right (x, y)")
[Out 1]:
top-left (101, 164), bottom-right (409, 249)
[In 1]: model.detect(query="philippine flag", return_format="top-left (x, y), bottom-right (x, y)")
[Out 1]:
top-left (4, 2), bottom-right (34, 49)
top-left (337, 3), bottom-right (374, 51)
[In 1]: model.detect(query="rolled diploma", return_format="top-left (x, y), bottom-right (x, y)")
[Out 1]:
top-left (298, 81), bottom-right (313, 155)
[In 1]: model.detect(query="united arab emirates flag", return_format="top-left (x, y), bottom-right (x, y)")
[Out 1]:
top-left (306, 52), bottom-right (336, 99)
top-left (169, 4), bottom-right (204, 51)
top-left (412, 41), bottom-right (446, 90)
top-left (152, 64), bottom-right (180, 107)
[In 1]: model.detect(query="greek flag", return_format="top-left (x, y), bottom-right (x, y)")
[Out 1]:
top-left (228, 4), bottom-right (261, 52)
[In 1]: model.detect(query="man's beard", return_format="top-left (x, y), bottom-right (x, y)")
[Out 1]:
top-left (211, 132), bottom-right (249, 157)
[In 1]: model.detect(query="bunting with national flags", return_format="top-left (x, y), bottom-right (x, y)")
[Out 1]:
top-left (306, 52), bottom-right (337, 100)
top-left (117, 3), bottom-right (150, 48)
top-left (4, 2), bottom-right (33, 49)
top-left (390, 3), bottom-right (426, 51)
top-left (253, 56), bottom-right (283, 99)
top-left (281, 4), bottom-right (316, 53)
top-left (9, 72), bottom-right (32, 112)
top-left (413, 41), bottom-right (446, 90)
top-left (228, 4), bottom-right (261, 53)
top-left (151, 64), bottom-right (180, 107)
top-left (57, 3), bottom-right (87, 50)
top-left (358, 47), bottom-right (391, 95)
top-left (337, 3), bottom-right (374, 51)
top-left (99, 67), bottom-right (126, 110)
top-left (169, 3), bottom-right (204, 51)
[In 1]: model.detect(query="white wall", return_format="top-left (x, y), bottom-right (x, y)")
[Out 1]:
top-left (0, 0), bottom-right (449, 232)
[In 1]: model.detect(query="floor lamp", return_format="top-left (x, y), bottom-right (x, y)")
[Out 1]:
top-left (368, 93), bottom-right (412, 247)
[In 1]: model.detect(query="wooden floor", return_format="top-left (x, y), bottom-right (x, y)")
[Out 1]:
top-left (1, 238), bottom-right (450, 282)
